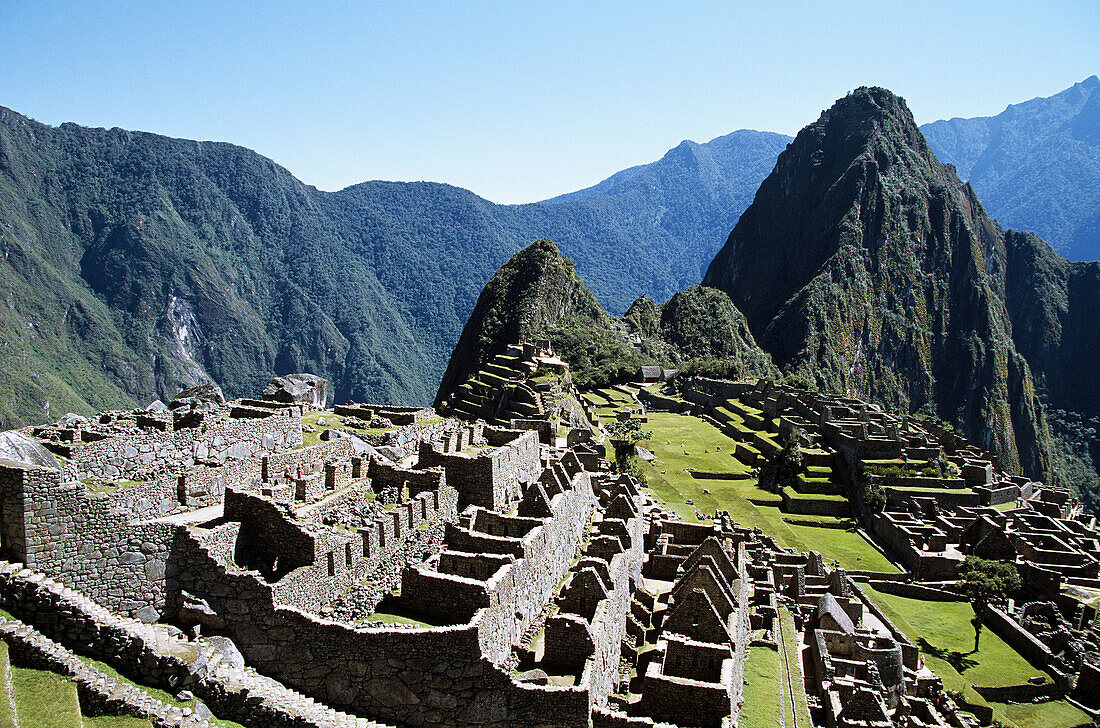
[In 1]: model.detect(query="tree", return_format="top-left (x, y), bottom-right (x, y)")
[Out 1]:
top-left (605, 418), bottom-right (653, 480)
top-left (758, 430), bottom-right (802, 494)
top-left (957, 556), bottom-right (1021, 651)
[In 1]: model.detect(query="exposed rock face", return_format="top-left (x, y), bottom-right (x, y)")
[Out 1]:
top-left (0, 431), bottom-right (60, 469)
top-left (262, 373), bottom-right (329, 408)
top-left (703, 87), bottom-right (1052, 481)
top-left (1001, 231), bottom-right (1100, 421)
top-left (1000, 230), bottom-right (1100, 501)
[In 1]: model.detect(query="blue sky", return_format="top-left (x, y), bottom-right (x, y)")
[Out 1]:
top-left (1, 1), bottom-right (1096, 203)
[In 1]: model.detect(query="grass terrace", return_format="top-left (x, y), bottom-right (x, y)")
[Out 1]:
top-left (0, 634), bottom-right (247, 728)
top-left (739, 644), bottom-right (783, 728)
top-left (83, 478), bottom-right (142, 496)
top-left (638, 411), bottom-right (899, 573)
top-left (856, 584), bottom-right (1089, 728)
top-left (859, 584), bottom-right (1046, 688)
top-left (986, 699), bottom-right (1093, 728)
top-left (300, 410), bottom-right (398, 447)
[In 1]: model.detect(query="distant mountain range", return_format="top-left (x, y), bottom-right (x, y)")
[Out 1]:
top-left (922, 75), bottom-right (1100, 261)
top-left (0, 77), bottom-right (1096, 433)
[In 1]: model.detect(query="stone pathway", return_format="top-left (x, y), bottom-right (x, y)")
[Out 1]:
top-left (0, 615), bottom-right (216, 727)
top-left (0, 560), bottom-right (393, 728)
top-left (143, 503), bottom-right (223, 526)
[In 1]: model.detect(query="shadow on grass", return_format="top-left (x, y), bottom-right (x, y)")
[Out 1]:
top-left (918, 638), bottom-right (978, 674)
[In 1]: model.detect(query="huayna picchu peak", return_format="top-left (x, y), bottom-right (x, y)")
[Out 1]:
top-left (704, 86), bottom-right (1053, 485)
top-left (2, 61), bottom-right (1100, 728)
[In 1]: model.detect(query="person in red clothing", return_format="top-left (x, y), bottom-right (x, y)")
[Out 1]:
top-left (296, 464), bottom-right (303, 480)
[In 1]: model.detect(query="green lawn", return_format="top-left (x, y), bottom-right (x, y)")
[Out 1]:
top-left (300, 410), bottom-right (395, 447)
top-left (85, 717), bottom-right (154, 727)
top-left (785, 523), bottom-right (899, 573)
top-left (10, 666), bottom-right (83, 728)
top-left (364, 611), bottom-right (432, 627)
top-left (740, 645), bottom-right (783, 728)
top-left (777, 607), bottom-right (812, 727)
top-left (987, 699), bottom-right (1092, 728)
top-left (859, 584), bottom-right (1045, 689)
top-left (0, 642), bottom-right (16, 728)
top-left (638, 411), bottom-right (898, 572)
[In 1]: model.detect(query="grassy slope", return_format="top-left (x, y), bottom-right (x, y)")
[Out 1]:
top-left (637, 410), bottom-right (898, 572)
top-left (740, 645), bottom-right (783, 728)
top-left (9, 665), bottom-right (83, 728)
top-left (859, 585), bottom-right (1090, 728)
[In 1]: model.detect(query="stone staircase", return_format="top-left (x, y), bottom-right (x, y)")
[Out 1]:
top-left (0, 614), bottom-right (215, 727)
top-left (0, 560), bottom-right (393, 728)
top-left (440, 350), bottom-right (563, 425)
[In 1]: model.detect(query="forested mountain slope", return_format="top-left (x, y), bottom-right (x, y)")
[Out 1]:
top-left (0, 106), bottom-right (787, 427)
top-left (922, 75), bottom-right (1100, 260)
top-left (703, 87), bottom-right (1053, 482)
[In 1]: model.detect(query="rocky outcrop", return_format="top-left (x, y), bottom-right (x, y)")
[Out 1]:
top-left (169, 384), bottom-right (226, 414)
top-left (434, 239), bottom-right (610, 405)
top-left (0, 431), bottom-right (60, 469)
top-left (703, 87), bottom-right (1053, 481)
top-left (262, 373), bottom-right (329, 408)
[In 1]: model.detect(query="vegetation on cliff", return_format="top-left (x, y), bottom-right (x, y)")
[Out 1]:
top-left (703, 87), bottom-right (1053, 483)
top-left (437, 241), bottom-right (776, 402)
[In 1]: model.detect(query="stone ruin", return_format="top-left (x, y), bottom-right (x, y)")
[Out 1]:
top-left (642, 375), bottom-right (1100, 721)
top-left (0, 370), bottom-right (1094, 726)
top-left (437, 341), bottom-right (588, 443)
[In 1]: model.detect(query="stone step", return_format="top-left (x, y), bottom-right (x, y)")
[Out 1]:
top-left (0, 559), bottom-right (398, 728)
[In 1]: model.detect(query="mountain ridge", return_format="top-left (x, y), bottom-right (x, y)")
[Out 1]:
top-left (703, 86), bottom-right (1053, 482)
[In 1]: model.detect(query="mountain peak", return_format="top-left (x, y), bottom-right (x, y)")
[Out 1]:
top-left (702, 87), bottom-right (1051, 482)
top-left (433, 238), bottom-right (602, 406)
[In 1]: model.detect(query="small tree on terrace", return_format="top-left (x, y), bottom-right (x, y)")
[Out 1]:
top-left (605, 418), bottom-right (653, 478)
top-left (957, 556), bottom-right (1021, 651)
top-left (758, 430), bottom-right (802, 494)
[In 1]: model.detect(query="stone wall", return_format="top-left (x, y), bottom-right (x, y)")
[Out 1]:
top-left (176, 523), bottom-right (597, 728)
top-left (637, 390), bottom-right (692, 414)
top-left (262, 438), bottom-right (355, 492)
top-left (418, 429), bottom-right (540, 510)
top-left (63, 409), bottom-right (302, 482)
top-left (367, 458), bottom-right (445, 497)
top-left (866, 580), bottom-right (965, 602)
top-left (0, 462), bottom-right (173, 621)
top-left (361, 419), bottom-right (459, 459)
top-left (980, 604), bottom-right (1060, 680)
top-left (0, 560), bottom-right (412, 728)
top-left (577, 513), bottom-right (646, 711)
top-left (220, 485), bottom-right (459, 615)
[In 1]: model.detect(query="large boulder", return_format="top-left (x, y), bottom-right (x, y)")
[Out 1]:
top-left (169, 384), bottom-right (225, 413)
top-left (0, 431), bottom-right (60, 469)
top-left (56, 413), bottom-right (89, 429)
top-left (262, 373), bottom-right (328, 408)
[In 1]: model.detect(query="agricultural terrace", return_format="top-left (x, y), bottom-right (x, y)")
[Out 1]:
top-left (0, 623), bottom-right (247, 728)
top-left (610, 402), bottom-right (899, 573)
top-left (858, 585), bottom-right (1091, 728)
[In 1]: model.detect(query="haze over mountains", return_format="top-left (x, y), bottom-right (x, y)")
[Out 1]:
top-left (0, 77), bottom-right (1096, 446)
